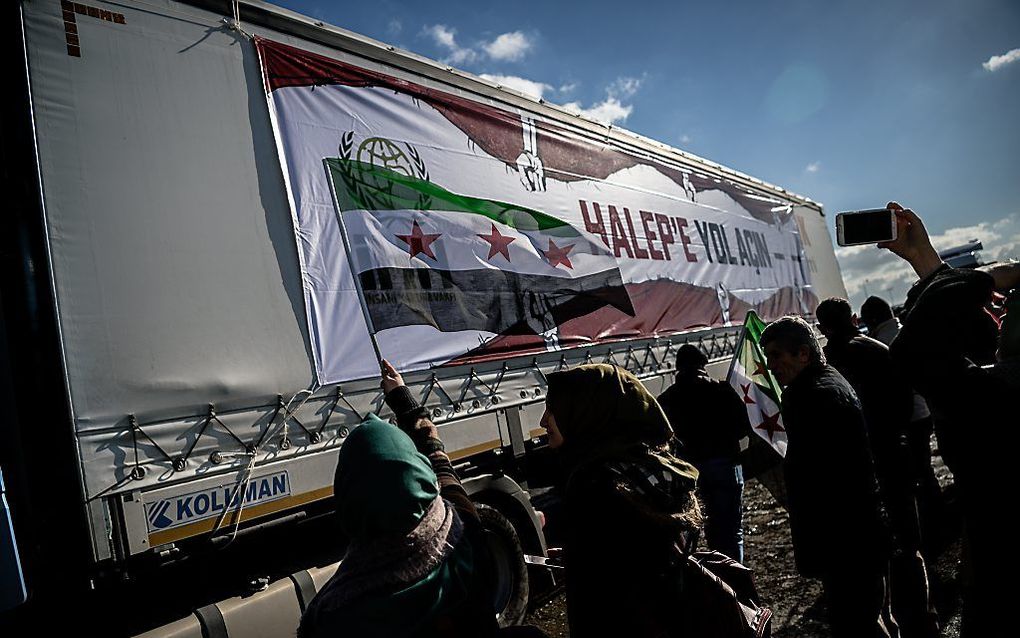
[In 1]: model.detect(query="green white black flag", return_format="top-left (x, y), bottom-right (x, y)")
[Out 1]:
top-left (727, 311), bottom-right (787, 456)
top-left (326, 158), bottom-right (634, 341)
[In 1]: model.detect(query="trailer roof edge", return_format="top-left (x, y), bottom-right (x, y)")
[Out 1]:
top-left (181, 0), bottom-right (824, 213)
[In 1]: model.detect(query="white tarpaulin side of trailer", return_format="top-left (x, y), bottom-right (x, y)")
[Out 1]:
top-left (22, 0), bottom-right (317, 434)
top-left (793, 204), bottom-right (849, 301)
top-left (20, 0), bottom-right (830, 517)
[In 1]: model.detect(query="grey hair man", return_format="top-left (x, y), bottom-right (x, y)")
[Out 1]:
top-left (760, 316), bottom-right (897, 638)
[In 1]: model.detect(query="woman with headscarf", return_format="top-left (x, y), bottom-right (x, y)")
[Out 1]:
top-left (298, 360), bottom-right (499, 638)
top-left (542, 364), bottom-right (702, 638)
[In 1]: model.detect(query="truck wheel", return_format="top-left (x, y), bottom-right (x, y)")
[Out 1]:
top-left (476, 503), bottom-right (529, 627)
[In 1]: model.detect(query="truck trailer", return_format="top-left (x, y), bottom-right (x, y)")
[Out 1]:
top-left (0, 1), bottom-right (847, 635)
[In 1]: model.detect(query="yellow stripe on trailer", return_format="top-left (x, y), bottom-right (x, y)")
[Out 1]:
top-left (148, 486), bottom-right (333, 547)
top-left (447, 439), bottom-right (502, 461)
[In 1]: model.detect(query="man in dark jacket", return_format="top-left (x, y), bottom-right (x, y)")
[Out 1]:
top-left (817, 298), bottom-right (938, 638)
top-left (760, 316), bottom-right (896, 638)
top-left (658, 344), bottom-right (751, 562)
top-left (878, 202), bottom-right (1020, 637)
top-left (860, 295), bottom-right (945, 560)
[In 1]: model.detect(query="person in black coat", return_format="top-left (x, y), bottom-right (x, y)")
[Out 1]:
top-left (859, 295), bottom-right (945, 561)
top-left (658, 344), bottom-right (751, 562)
top-left (542, 364), bottom-right (702, 638)
top-left (760, 316), bottom-right (897, 638)
top-left (878, 202), bottom-right (1020, 637)
top-left (817, 298), bottom-right (938, 638)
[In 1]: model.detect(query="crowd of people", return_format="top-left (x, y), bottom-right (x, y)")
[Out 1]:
top-left (297, 205), bottom-right (1017, 638)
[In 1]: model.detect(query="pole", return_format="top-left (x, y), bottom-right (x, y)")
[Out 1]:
top-left (322, 159), bottom-right (384, 365)
top-left (725, 312), bottom-right (751, 384)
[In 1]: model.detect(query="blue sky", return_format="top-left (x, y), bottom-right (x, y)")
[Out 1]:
top-left (276, 0), bottom-right (1019, 307)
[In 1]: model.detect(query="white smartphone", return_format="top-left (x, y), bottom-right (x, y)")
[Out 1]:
top-left (835, 208), bottom-right (898, 247)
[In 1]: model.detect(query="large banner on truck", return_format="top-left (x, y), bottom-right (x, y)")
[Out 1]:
top-left (257, 39), bottom-right (816, 384)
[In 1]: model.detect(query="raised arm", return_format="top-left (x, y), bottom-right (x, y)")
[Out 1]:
top-left (380, 359), bottom-right (479, 523)
top-left (879, 205), bottom-right (998, 392)
top-left (878, 202), bottom-right (943, 279)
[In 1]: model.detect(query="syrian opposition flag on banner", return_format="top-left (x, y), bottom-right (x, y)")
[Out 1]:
top-left (256, 36), bottom-right (811, 383)
top-left (727, 311), bottom-right (787, 457)
top-left (325, 154), bottom-right (634, 338)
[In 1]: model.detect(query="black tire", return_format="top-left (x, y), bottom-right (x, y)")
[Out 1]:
top-left (476, 503), bottom-right (530, 627)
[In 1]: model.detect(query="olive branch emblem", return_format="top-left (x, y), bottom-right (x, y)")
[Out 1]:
top-left (406, 144), bottom-right (430, 183)
top-left (336, 131), bottom-right (431, 211)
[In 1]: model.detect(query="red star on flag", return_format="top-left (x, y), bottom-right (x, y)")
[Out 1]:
top-left (396, 220), bottom-right (442, 260)
top-left (755, 409), bottom-right (785, 441)
top-left (477, 223), bottom-right (516, 261)
top-left (740, 383), bottom-right (756, 405)
top-left (542, 239), bottom-right (575, 269)
top-left (752, 359), bottom-right (770, 379)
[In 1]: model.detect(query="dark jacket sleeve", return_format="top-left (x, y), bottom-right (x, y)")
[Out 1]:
top-left (384, 386), bottom-right (479, 523)
top-left (892, 266), bottom-right (997, 394)
top-left (891, 267), bottom-right (1013, 479)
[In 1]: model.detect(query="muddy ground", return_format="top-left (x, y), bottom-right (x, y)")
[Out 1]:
top-left (526, 438), bottom-right (963, 637)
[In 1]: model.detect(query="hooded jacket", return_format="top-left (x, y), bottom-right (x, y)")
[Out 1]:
top-left (299, 393), bottom-right (498, 638)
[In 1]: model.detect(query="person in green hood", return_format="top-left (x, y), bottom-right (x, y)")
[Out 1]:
top-left (298, 360), bottom-right (500, 638)
top-left (541, 364), bottom-right (702, 638)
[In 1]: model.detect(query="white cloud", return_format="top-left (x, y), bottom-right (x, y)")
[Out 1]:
top-left (387, 19), bottom-right (402, 37)
top-left (483, 31), bottom-right (532, 61)
top-left (679, 134), bottom-right (692, 144)
top-left (563, 97), bottom-right (633, 124)
top-left (836, 213), bottom-right (1020, 309)
top-left (805, 161), bottom-right (821, 173)
top-left (982, 47), bottom-right (1020, 72)
top-left (479, 73), bottom-right (551, 99)
top-left (422, 26), bottom-right (537, 65)
top-left (561, 75), bottom-right (644, 125)
top-left (419, 25), bottom-right (639, 123)
top-left (447, 49), bottom-right (477, 65)
top-left (989, 233), bottom-right (1020, 262)
top-left (609, 76), bottom-right (643, 98)
top-left (422, 24), bottom-right (477, 64)
top-left (423, 24), bottom-right (456, 48)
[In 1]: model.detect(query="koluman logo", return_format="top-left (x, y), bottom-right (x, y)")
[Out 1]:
top-left (145, 472), bottom-right (290, 532)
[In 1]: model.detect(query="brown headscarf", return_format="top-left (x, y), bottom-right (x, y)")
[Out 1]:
top-left (546, 364), bottom-right (688, 473)
top-left (546, 364), bottom-right (701, 534)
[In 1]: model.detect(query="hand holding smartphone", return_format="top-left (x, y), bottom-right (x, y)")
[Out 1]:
top-left (835, 208), bottom-right (898, 246)
top-left (840, 202), bottom-right (943, 279)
